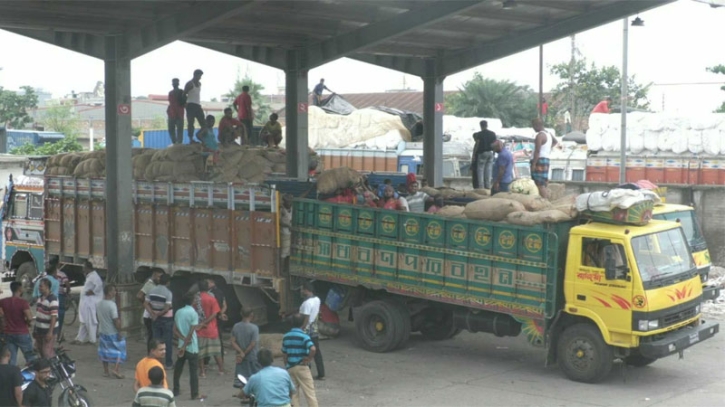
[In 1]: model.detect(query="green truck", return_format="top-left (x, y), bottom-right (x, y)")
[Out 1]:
top-left (289, 199), bottom-right (718, 383)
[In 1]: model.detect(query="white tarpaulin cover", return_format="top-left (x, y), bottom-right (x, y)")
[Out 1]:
top-left (575, 188), bottom-right (660, 212)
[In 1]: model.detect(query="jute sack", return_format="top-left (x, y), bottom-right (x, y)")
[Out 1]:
top-left (56, 167), bottom-right (71, 176)
top-left (272, 163), bottom-right (287, 173)
top-left (510, 178), bottom-right (539, 196)
top-left (144, 161), bottom-right (175, 181)
top-left (317, 167), bottom-right (362, 194)
top-left (151, 150), bottom-right (169, 162)
top-left (474, 188), bottom-right (491, 196)
top-left (421, 187), bottom-right (441, 197)
top-left (550, 194), bottom-right (578, 218)
top-left (464, 191), bottom-right (489, 200)
top-left (166, 144), bottom-right (200, 161)
top-left (548, 183), bottom-right (566, 202)
top-left (439, 189), bottom-right (465, 199)
top-left (263, 149), bottom-right (287, 164)
top-left (437, 206), bottom-right (465, 218)
top-left (494, 192), bottom-right (551, 212)
top-left (463, 198), bottom-right (526, 221)
top-left (52, 154), bottom-right (67, 167)
top-left (506, 209), bottom-right (573, 226)
top-left (238, 156), bottom-right (272, 180)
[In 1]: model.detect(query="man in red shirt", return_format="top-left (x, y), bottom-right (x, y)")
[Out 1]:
top-left (233, 86), bottom-right (254, 145)
top-left (218, 108), bottom-right (246, 145)
top-left (591, 97), bottom-right (612, 114)
top-left (0, 282), bottom-right (36, 366)
top-left (167, 78), bottom-right (186, 145)
top-left (196, 280), bottom-right (223, 378)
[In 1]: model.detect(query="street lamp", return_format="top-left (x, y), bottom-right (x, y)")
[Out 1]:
top-left (619, 16), bottom-right (643, 184)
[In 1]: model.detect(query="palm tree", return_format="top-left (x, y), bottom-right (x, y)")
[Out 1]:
top-left (446, 73), bottom-right (538, 127)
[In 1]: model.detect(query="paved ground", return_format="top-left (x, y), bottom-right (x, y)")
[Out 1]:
top-left (22, 310), bottom-right (725, 407)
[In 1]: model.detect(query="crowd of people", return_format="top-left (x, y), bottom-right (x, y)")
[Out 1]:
top-left (166, 69), bottom-right (284, 151)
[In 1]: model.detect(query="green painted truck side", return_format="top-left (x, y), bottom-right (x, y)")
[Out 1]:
top-left (289, 199), bottom-right (576, 330)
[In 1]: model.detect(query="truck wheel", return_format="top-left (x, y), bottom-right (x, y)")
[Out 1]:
top-left (624, 354), bottom-right (657, 367)
top-left (16, 262), bottom-right (37, 302)
top-left (354, 301), bottom-right (400, 353)
top-left (420, 308), bottom-right (458, 341)
top-left (557, 324), bottom-right (614, 383)
top-left (383, 300), bottom-right (411, 349)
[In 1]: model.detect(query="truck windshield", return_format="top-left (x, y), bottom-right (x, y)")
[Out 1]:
top-left (632, 228), bottom-right (696, 289)
top-left (653, 210), bottom-right (706, 252)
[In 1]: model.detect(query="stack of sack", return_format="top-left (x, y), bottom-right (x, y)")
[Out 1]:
top-left (142, 144), bottom-right (205, 182)
top-left (72, 150), bottom-right (107, 178)
top-left (316, 167), bottom-right (364, 194)
top-left (45, 153), bottom-right (83, 176)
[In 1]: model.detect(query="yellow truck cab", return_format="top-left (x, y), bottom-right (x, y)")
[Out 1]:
top-left (560, 219), bottom-right (718, 380)
top-left (651, 204), bottom-right (717, 298)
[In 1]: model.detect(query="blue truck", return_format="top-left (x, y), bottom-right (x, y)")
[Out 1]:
top-left (4, 130), bottom-right (66, 153)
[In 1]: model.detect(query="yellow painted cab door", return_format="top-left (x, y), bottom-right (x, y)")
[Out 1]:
top-left (574, 237), bottom-right (634, 344)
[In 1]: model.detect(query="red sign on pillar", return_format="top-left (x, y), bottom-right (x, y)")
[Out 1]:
top-left (434, 102), bottom-right (444, 113)
top-left (117, 104), bottom-right (131, 115)
top-left (297, 102), bottom-right (308, 113)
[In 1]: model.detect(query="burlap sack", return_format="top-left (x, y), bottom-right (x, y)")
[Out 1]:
top-left (464, 191), bottom-right (489, 200)
top-left (46, 167), bottom-right (58, 176)
top-left (509, 178), bottom-right (539, 196)
top-left (474, 188), bottom-right (491, 196)
top-left (494, 192), bottom-right (552, 212)
top-left (144, 161), bottom-right (175, 181)
top-left (166, 144), bottom-right (200, 161)
top-left (550, 194), bottom-right (578, 218)
top-left (463, 198), bottom-right (526, 221)
top-left (238, 156), bottom-right (272, 180)
top-left (316, 167), bottom-right (362, 194)
top-left (437, 206), bottom-right (465, 218)
top-left (272, 163), bottom-right (287, 173)
top-left (55, 154), bottom-right (69, 167)
top-left (548, 183), bottom-right (566, 202)
top-left (56, 167), bottom-right (70, 176)
top-left (132, 153), bottom-right (153, 171)
top-left (421, 187), bottom-right (440, 197)
top-left (439, 189), bottom-right (465, 199)
top-left (87, 150), bottom-right (106, 160)
top-left (507, 209), bottom-right (573, 226)
top-left (151, 150), bottom-right (169, 162)
top-left (263, 149), bottom-right (287, 164)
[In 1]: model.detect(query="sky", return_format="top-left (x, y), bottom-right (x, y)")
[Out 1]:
top-left (0, 0), bottom-right (724, 114)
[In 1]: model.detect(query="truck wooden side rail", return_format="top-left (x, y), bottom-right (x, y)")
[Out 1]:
top-left (43, 176), bottom-right (294, 325)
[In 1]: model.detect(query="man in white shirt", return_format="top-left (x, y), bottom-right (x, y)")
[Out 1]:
top-left (299, 282), bottom-right (324, 380)
top-left (73, 260), bottom-right (103, 345)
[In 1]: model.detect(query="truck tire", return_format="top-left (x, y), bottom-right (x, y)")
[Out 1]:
top-left (624, 354), bottom-right (657, 367)
top-left (420, 308), bottom-right (458, 341)
top-left (557, 324), bottom-right (614, 383)
top-left (16, 262), bottom-right (37, 303)
top-left (354, 301), bottom-right (400, 353)
top-left (383, 300), bottom-right (411, 349)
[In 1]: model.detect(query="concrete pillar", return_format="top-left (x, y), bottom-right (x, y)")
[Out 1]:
top-left (284, 51), bottom-right (309, 181)
top-left (422, 59), bottom-right (445, 187)
top-left (104, 36), bottom-right (135, 284)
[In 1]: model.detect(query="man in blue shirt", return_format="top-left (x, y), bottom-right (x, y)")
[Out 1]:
top-left (281, 314), bottom-right (318, 407)
top-left (312, 79), bottom-right (332, 106)
top-left (492, 140), bottom-right (514, 194)
top-left (173, 293), bottom-right (204, 400)
top-left (195, 115), bottom-right (218, 152)
top-left (244, 348), bottom-right (296, 407)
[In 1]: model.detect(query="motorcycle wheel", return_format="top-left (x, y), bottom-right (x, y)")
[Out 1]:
top-left (59, 387), bottom-right (92, 407)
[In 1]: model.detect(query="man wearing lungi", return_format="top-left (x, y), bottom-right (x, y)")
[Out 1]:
top-left (196, 280), bottom-right (224, 378)
top-left (73, 261), bottom-right (103, 345)
top-left (530, 118), bottom-right (558, 199)
top-left (97, 284), bottom-right (126, 379)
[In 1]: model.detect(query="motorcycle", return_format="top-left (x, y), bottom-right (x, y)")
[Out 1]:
top-left (236, 374), bottom-right (257, 407)
top-left (21, 347), bottom-right (92, 407)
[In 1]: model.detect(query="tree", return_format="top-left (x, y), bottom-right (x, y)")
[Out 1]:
top-left (224, 73), bottom-right (273, 126)
top-left (549, 58), bottom-right (651, 129)
top-left (706, 65), bottom-right (725, 113)
top-left (10, 134), bottom-right (84, 155)
top-left (0, 86), bottom-right (38, 128)
top-left (40, 103), bottom-right (82, 137)
top-left (445, 73), bottom-right (538, 127)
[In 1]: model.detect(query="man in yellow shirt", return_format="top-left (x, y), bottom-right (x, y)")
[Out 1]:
top-left (261, 113), bottom-right (282, 148)
top-left (135, 340), bottom-right (168, 391)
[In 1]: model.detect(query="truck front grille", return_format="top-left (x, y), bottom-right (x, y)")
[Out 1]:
top-left (662, 306), bottom-right (697, 327)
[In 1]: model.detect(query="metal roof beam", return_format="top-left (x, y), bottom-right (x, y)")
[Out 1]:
top-left (301, 1), bottom-right (481, 70)
top-left (440, 0), bottom-right (674, 76)
top-left (185, 41), bottom-right (287, 71)
top-left (348, 54), bottom-right (426, 77)
top-left (124, 1), bottom-right (255, 59)
top-left (1, 28), bottom-right (105, 59)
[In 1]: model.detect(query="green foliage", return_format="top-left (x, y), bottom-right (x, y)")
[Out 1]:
top-left (224, 73), bottom-right (273, 126)
top-left (445, 73), bottom-right (538, 127)
top-left (0, 86), bottom-right (38, 128)
top-left (40, 104), bottom-right (81, 138)
top-left (150, 115), bottom-right (167, 130)
top-left (93, 142), bottom-right (105, 151)
top-left (10, 133), bottom-right (84, 155)
top-left (706, 65), bottom-right (725, 113)
top-left (549, 58), bottom-right (651, 124)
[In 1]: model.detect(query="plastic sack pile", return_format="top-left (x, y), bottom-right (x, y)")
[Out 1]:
top-left (586, 112), bottom-right (725, 155)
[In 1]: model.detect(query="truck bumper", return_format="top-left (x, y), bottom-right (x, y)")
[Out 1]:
top-left (703, 285), bottom-right (721, 302)
top-left (639, 321), bottom-right (719, 359)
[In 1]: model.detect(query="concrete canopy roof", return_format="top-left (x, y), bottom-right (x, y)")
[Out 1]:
top-left (0, 0), bottom-right (673, 76)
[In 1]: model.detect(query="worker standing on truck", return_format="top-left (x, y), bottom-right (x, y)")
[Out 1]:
top-left (312, 78), bottom-right (332, 106)
top-left (282, 313), bottom-right (318, 407)
top-left (530, 118), bottom-right (557, 199)
top-left (403, 174), bottom-right (433, 213)
top-left (299, 282), bottom-right (324, 381)
top-left (473, 120), bottom-right (497, 190)
top-left (591, 96), bottom-right (612, 114)
top-left (184, 69), bottom-right (206, 143)
top-left (491, 140), bottom-right (514, 194)
top-left (167, 78), bottom-right (186, 145)
top-left (138, 269), bottom-right (164, 352)
top-left (73, 260), bottom-right (103, 346)
top-left (233, 86), bottom-right (254, 145)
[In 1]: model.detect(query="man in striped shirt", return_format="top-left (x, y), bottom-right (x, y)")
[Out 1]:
top-left (281, 314), bottom-right (318, 407)
top-left (133, 366), bottom-right (176, 407)
top-left (145, 274), bottom-right (174, 369)
top-left (34, 279), bottom-right (58, 359)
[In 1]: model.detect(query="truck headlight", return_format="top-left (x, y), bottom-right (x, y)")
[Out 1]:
top-left (638, 320), bottom-right (660, 331)
top-left (695, 305), bottom-right (701, 314)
